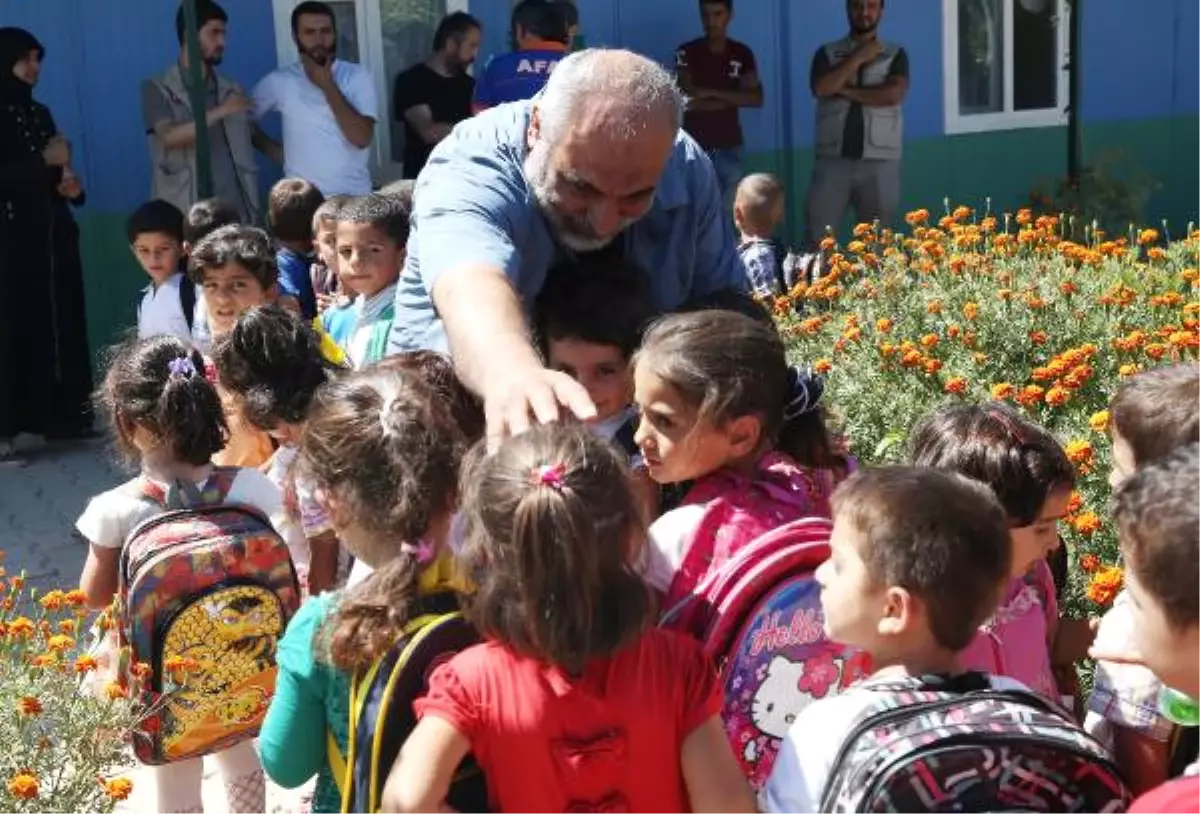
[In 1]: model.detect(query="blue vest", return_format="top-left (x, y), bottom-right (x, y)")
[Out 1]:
top-left (474, 49), bottom-right (566, 108)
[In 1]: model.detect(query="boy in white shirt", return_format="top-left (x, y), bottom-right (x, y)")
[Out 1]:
top-left (763, 466), bottom-right (1018, 811)
top-left (128, 200), bottom-right (195, 342)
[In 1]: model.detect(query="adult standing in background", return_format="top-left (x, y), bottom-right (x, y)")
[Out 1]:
top-left (806, 0), bottom-right (908, 246)
top-left (473, 0), bottom-right (568, 113)
top-left (253, 1), bottom-right (378, 196)
top-left (388, 49), bottom-right (746, 444)
top-left (0, 28), bottom-right (95, 462)
top-left (675, 0), bottom-right (763, 206)
top-left (142, 0), bottom-right (268, 223)
top-left (392, 12), bottom-right (480, 179)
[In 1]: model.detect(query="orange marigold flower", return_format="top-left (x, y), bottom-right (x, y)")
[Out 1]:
top-left (947, 324), bottom-right (962, 339)
top-left (900, 350), bottom-right (922, 367)
top-left (63, 589), bottom-right (87, 607)
top-left (919, 333), bottom-right (939, 348)
top-left (944, 377), bottom-right (968, 395)
top-left (846, 240), bottom-right (867, 255)
top-left (1060, 281), bottom-right (1078, 295)
top-left (29, 653), bottom-right (56, 669)
top-left (1145, 342), bottom-right (1168, 360)
top-left (102, 777), bottom-right (134, 802)
top-left (926, 300), bottom-right (943, 315)
top-left (853, 222), bottom-right (874, 238)
top-left (905, 208), bottom-right (930, 226)
top-left (73, 655), bottom-right (99, 674)
top-left (130, 661), bottom-right (153, 680)
top-left (972, 352), bottom-right (989, 365)
top-left (1045, 386), bottom-right (1071, 406)
top-left (1016, 385), bottom-right (1045, 407)
top-left (16, 696), bottom-right (42, 716)
top-left (1089, 410), bottom-right (1110, 432)
top-left (1119, 363), bottom-right (1141, 377)
top-left (46, 634), bottom-right (73, 653)
top-left (1066, 491), bottom-right (1083, 514)
top-left (1169, 331), bottom-right (1198, 349)
top-left (842, 326), bottom-right (863, 342)
top-left (952, 205), bottom-right (973, 220)
top-left (819, 236), bottom-right (836, 252)
top-left (1079, 553), bottom-right (1101, 573)
top-left (879, 342), bottom-right (896, 357)
top-left (1073, 512), bottom-right (1103, 536)
top-left (7, 616), bottom-right (34, 638)
top-left (1029, 330), bottom-right (1048, 345)
top-left (813, 359), bottom-right (833, 375)
top-left (962, 302), bottom-right (980, 320)
top-left (1065, 439), bottom-right (1094, 466)
top-left (875, 318), bottom-right (893, 333)
top-left (57, 620), bottom-right (75, 634)
top-left (11, 575), bottom-right (23, 591)
top-left (38, 590), bottom-right (65, 611)
top-left (1137, 228), bottom-right (1159, 245)
top-left (1016, 208), bottom-right (1033, 226)
top-left (991, 383), bottom-right (1015, 399)
top-left (1087, 565), bottom-right (1124, 606)
top-left (1031, 366), bottom-right (1055, 382)
top-left (1147, 247), bottom-right (1167, 262)
top-left (980, 216), bottom-right (997, 233)
top-left (923, 358), bottom-right (944, 374)
top-left (6, 772), bottom-right (39, 800)
top-left (104, 681), bottom-right (126, 700)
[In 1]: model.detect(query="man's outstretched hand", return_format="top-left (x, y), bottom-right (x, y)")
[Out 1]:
top-left (483, 363), bottom-right (597, 451)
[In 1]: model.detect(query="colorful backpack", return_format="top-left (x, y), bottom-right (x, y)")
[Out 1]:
top-left (661, 517), bottom-right (869, 789)
top-left (332, 590), bottom-right (488, 814)
top-left (819, 673), bottom-right (1132, 813)
top-left (117, 469), bottom-right (301, 765)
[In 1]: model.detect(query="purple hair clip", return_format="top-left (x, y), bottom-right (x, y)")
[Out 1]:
top-left (531, 462), bottom-right (567, 491)
top-left (400, 539), bottom-right (437, 565)
top-left (167, 357), bottom-right (196, 380)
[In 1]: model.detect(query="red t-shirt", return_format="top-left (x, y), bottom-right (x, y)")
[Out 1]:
top-left (676, 38), bottom-right (757, 151)
top-left (416, 628), bottom-right (723, 812)
top-left (1131, 775), bottom-right (1199, 813)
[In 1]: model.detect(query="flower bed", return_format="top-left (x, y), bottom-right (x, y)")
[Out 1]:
top-left (776, 205), bottom-right (1198, 618)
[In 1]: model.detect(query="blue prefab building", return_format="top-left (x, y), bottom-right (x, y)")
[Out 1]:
top-left (1, 0), bottom-right (1195, 359)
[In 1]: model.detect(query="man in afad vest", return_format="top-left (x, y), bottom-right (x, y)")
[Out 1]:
top-left (142, 0), bottom-right (278, 223)
top-left (473, 0), bottom-right (570, 113)
top-left (806, 0), bottom-right (909, 247)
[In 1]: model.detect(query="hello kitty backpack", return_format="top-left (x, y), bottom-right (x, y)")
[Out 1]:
top-left (661, 517), bottom-right (870, 789)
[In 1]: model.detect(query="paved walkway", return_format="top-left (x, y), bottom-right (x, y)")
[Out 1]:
top-left (0, 436), bottom-right (313, 812)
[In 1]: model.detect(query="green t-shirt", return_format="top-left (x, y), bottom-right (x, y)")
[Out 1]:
top-left (259, 592), bottom-right (350, 813)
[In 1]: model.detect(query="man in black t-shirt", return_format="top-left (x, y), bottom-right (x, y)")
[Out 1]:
top-left (393, 12), bottom-right (482, 179)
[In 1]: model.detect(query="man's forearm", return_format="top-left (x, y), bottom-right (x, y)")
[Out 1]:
top-left (433, 265), bottom-right (541, 397)
top-left (323, 84), bottom-right (374, 148)
top-left (813, 59), bottom-right (860, 98)
top-left (421, 122), bottom-right (454, 145)
top-left (841, 82), bottom-right (906, 106)
top-left (694, 86), bottom-right (764, 108)
top-left (159, 107), bottom-right (228, 150)
top-left (252, 126), bottom-right (284, 164)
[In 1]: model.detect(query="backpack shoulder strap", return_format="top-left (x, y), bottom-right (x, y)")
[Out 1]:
top-left (327, 730), bottom-right (348, 809)
top-left (179, 277), bottom-right (196, 331)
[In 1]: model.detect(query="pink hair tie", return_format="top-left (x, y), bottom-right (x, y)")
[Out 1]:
top-left (531, 463), bottom-right (567, 490)
top-left (400, 539), bottom-right (436, 564)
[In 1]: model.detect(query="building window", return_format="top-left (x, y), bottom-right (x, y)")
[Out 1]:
top-left (943, 0), bottom-right (1070, 134)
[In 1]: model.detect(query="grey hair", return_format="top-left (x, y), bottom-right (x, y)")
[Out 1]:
top-left (537, 49), bottom-right (684, 143)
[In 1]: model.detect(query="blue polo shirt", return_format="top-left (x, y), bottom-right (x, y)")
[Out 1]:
top-left (474, 46), bottom-right (567, 110)
top-left (388, 100), bottom-right (745, 355)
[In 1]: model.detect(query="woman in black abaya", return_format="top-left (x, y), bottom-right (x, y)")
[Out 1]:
top-left (0, 27), bottom-right (94, 461)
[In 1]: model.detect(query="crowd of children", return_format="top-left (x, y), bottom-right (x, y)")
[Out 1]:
top-left (70, 170), bottom-right (1199, 813)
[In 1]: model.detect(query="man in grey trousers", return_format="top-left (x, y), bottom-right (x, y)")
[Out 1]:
top-left (806, 0), bottom-right (908, 247)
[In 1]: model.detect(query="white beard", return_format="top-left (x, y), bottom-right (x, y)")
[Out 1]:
top-left (525, 140), bottom-right (641, 253)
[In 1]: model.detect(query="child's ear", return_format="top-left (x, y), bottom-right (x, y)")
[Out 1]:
top-left (877, 585), bottom-right (915, 637)
top-left (733, 204), bottom-right (745, 229)
top-left (726, 414), bottom-right (762, 459)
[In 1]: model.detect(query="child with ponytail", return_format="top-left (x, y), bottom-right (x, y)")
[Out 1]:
top-left (76, 335), bottom-right (280, 813)
top-left (382, 423), bottom-right (753, 813)
top-left (258, 366), bottom-right (468, 812)
top-left (632, 309), bottom-right (850, 616)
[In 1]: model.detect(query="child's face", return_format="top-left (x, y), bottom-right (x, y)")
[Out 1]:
top-left (131, 231), bottom-right (183, 285)
top-left (200, 263), bottom-right (273, 336)
top-left (337, 221), bottom-right (404, 298)
top-left (1109, 428), bottom-right (1137, 492)
top-left (1125, 561), bottom-right (1200, 699)
top-left (1008, 485), bottom-right (1070, 578)
top-left (315, 217), bottom-right (340, 271)
top-left (816, 518), bottom-right (889, 649)
top-left (632, 362), bottom-right (748, 484)
top-left (547, 337), bottom-right (631, 425)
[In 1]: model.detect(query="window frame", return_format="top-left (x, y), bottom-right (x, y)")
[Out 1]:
top-left (942, 0), bottom-right (1071, 135)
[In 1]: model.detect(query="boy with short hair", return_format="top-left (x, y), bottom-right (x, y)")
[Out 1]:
top-left (268, 178), bottom-right (325, 319)
top-left (128, 199), bottom-right (194, 342)
top-left (764, 466), bottom-right (1016, 811)
top-left (188, 224), bottom-right (280, 467)
top-left (1087, 363), bottom-right (1200, 791)
top-left (1109, 445), bottom-right (1200, 812)
top-left (534, 258), bottom-right (657, 515)
top-left (734, 173), bottom-right (805, 298)
top-left (336, 193), bottom-right (409, 368)
top-left (183, 197), bottom-right (241, 354)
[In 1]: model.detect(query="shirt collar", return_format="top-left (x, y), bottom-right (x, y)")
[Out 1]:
top-left (355, 283), bottom-right (398, 321)
top-left (519, 39), bottom-right (569, 53)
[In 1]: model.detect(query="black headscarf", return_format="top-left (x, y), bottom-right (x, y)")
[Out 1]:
top-left (0, 27), bottom-right (44, 105)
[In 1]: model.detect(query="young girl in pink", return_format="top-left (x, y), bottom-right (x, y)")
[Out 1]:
top-left (910, 403), bottom-right (1075, 702)
top-left (632, 309), bottom-right (851, 614)
top-left (381, 423), bottom-right (754, 813)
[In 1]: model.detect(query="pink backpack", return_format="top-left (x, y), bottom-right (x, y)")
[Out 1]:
top-left (661, 518), bottom-right (870, 789)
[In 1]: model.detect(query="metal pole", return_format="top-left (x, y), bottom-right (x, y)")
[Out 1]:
top-left (1066, 0), bottom-right (1081, 186)
top-left (182, 0), bottom-right (214, 198)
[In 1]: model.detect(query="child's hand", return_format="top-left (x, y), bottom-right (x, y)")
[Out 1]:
top-left (1052, 616), bottom-right (1100, 666)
